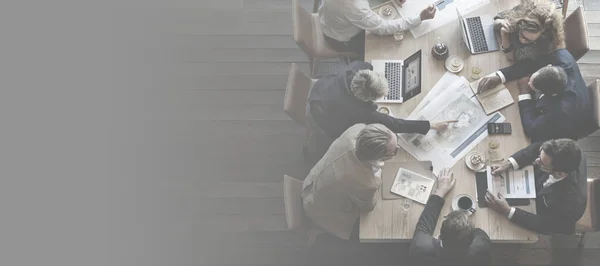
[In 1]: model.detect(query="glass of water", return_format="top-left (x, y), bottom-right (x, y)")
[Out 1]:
top-left (402, 197), bottom-right (412, 210)
top-left (393, 32), bottom-right (404, 44)
top-left (471, 61), bottom-right (482, 80)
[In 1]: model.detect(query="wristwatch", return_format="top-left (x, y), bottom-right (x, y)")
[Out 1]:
top-left (500, 43), bottom-right (513, 53)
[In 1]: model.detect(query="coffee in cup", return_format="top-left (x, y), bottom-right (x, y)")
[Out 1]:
top-left (454, 194), bottom-right (476, 215)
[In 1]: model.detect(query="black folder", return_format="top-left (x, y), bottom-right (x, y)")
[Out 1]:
top-left (475, 171), bottom-right (530, 208)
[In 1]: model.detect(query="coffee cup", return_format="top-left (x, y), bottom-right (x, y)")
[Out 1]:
top-left (452, 194), bottom-right (476, 215)
top-left (452, 58), bottom-right (460, 67)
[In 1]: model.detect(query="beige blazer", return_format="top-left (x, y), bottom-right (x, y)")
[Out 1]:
top-left (302, 124), bottom-right (382, 239)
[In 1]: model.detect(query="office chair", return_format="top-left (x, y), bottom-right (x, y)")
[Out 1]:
top-left (283, 175), bottom-right (324, 247)
top-left (564, 6), bottom-right (589, 61)
top-left (284, 63), bottom-right (318, 126)
top-left (292, 0), bottom-right (358, 76)
top-left (576, 178), bottom-right (600, 247)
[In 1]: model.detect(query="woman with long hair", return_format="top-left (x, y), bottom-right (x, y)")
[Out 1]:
top-left (494, 0), bottom-right (565, 62)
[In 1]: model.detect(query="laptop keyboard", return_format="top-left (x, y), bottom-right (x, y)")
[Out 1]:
top-left (466, 17), bottom-right (488, 53)
top-left (384, 62), bottom-right (402, 101)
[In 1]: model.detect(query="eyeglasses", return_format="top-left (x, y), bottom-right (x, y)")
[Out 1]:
top-left (381, 135), bottom-right (402, 160)
top-left (518, 29), bottom-right (537, 44)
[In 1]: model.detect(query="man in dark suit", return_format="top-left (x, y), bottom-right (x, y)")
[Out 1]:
top-left (485, 139), bottom-right (587, 234)
top-left (410, 169), bottom-right (492, 266)
top-left (477, 49), bottom-right (595, 142)
top-left (304, 61), bottom-right (452, 167)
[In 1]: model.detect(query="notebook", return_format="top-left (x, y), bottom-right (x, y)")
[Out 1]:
top-left (469, 79), bottom-right (514, 114)
top-left (382, 161), bottom-right (434, 203)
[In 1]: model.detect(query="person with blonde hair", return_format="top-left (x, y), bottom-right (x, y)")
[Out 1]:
top-left (302, 123), bottom-right (401, 240)
top-left (493, 0), bottom-right (565, 61)
top-left (477, 5), bottom-right (594, 142)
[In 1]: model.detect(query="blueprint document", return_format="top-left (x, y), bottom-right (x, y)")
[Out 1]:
top-left (397, 0), bottom-right (490, 38)
top-left (398, 77), bottom-right (505, 172)
top-left (414, 72), bottom-right (460, 113)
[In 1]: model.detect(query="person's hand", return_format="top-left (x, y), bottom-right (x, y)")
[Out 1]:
top-left (485, 190), bottom-right (511, 216)
top-left (430, 120), bottom-right (458, 131)
top-left (477, 75), bottom-right (502, 93)
top-left (491, 161), bottom-right (514, 176)
top-left (500, 26), bottom-right (512, 35)
top-left (518, 76), bottom-right (533, 95)
top-left (432, 168), bottom-right (456, 198)
top-left (500, 19), bottom-right (514, 33)
top-left (420, 4), bottom-right (436, 21)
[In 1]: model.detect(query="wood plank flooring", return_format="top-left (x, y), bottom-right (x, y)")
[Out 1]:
top-left (174, 0), bottom-right (600, 265)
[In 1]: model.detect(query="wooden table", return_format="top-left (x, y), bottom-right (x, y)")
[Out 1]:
top-left (360, 0), bottom-right (538, 243)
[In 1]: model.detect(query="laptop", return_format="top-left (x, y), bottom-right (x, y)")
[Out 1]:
top-left (371, 50), bottom-right (422, 103)
top-left (456, 7), bottom-right (499, 54)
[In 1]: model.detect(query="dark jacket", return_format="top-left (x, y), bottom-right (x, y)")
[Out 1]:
top-left (510, 142), bottom-right (588, 234)
top-left (409, 195), bottom-right (492, 266)
top-left (308, 61), bottom-right (430, 139)
top-left (499, 49), bottom-right (595, 142)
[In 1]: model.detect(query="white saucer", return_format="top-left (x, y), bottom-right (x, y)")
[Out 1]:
top-left (465, 151), bottom-right (486, 172)
top-left (378, 4), bottom-right (398, 19)
top-left (378, 106), bottom-right (395, 117)
top-left (445, 55), bottom-right (464, 73)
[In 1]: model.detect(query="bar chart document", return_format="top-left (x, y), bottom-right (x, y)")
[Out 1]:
top-left (486, 165), bottom-right (536, 199)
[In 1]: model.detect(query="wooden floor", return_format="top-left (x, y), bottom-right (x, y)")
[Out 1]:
top-left (181, 0), bottom-right (600, 265)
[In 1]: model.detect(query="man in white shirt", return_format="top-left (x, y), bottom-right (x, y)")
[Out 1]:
top-left (484, 139), bottom-right (587, 234)
top-left (318, 0), bottom-right (437, 56)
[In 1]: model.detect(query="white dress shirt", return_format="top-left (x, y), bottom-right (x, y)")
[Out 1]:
top-left (492, 72), bottom-right (555, 102)
top-left (318, 0), bottom-right (422, 42)
top-left (373, 161), bottom-right (385, 178)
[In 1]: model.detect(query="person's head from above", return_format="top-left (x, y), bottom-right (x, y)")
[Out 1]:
top-left (535, 139), bottom-right (582, 179)
top-left (528, 65), bottom-right (568, 95)
top-left (350, 70), bottom-right (389, 102)
top-left (355, 123), bottom-right (399, 163)
top-left (439, 210), bottom-right (475, 254)
top-left (505, 0), bottom-right (565, 49)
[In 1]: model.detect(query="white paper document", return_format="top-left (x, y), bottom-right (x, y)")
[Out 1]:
top-left (486, 166), bottom-right (536, 199)
top-left (414, 71), bottom-right (460, 113)
top-left (397, 77), bottom-right (505, 172)
top-left (397, 0), bottom-right (490, 38)
top-left (391, 168), bottom-right (435, 204)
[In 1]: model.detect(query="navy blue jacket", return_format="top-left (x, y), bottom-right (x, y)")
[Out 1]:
top-left (308, 61), bottom-right (430, 139)
top-left (409, 195), bottom-right (492, 266)
top-left (499, 49), bottom-right (595, 142)
top-left (510, 142), bottom-right (587, 234)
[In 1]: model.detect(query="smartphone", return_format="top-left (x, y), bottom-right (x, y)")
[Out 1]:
top-left (487, 123), bottom-right (512, 134)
